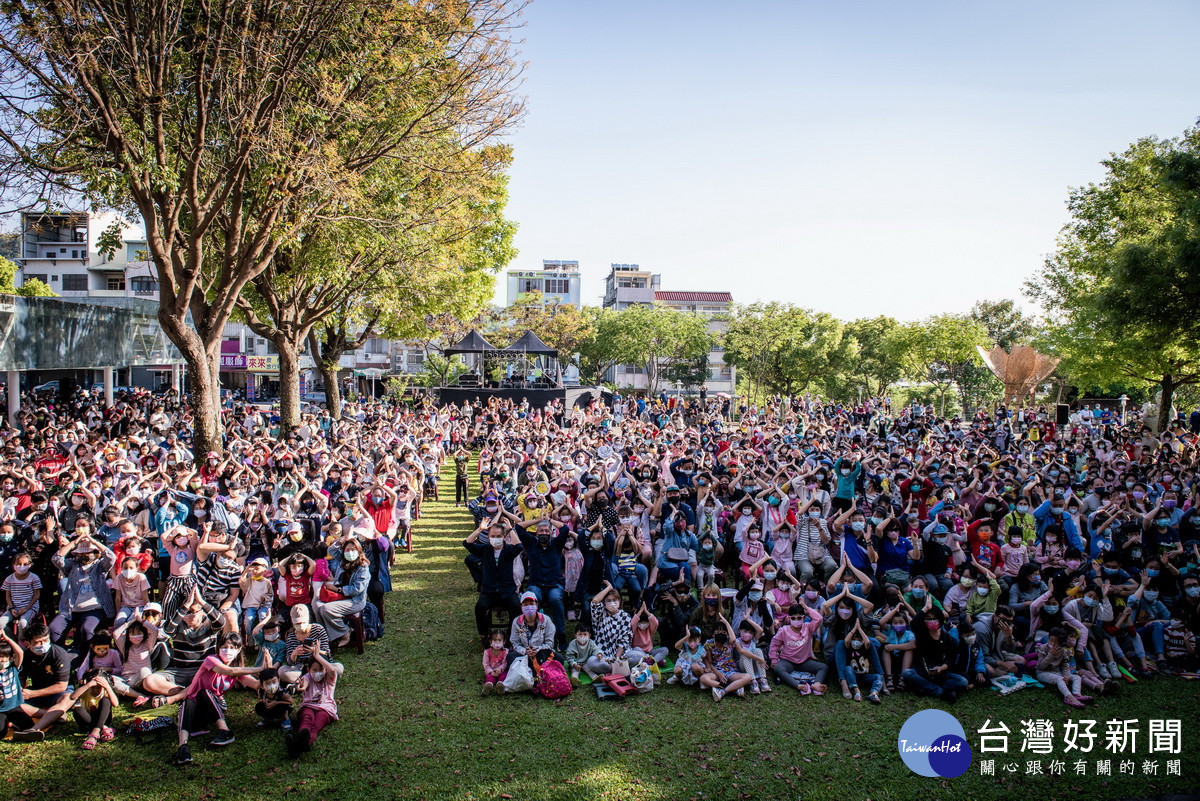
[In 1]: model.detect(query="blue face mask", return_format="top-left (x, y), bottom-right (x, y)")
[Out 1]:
top-left (1044, 604), bottom-right (1059, 615)
top-left (748, 591), bottom-right (763, 602)
top-left (1186, 586), bottom-right (1200, 598)
top-left (1143, 591), bottom-right (1159, 603)
top-left (911, 588), bottom-right (926, 599)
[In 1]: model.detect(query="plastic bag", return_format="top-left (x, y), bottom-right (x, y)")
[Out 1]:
top-left (502, 656), bottom-right (534, 693)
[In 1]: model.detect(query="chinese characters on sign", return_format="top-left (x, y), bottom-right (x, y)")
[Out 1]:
top-left (976, 719), bottom-right (1182, 777)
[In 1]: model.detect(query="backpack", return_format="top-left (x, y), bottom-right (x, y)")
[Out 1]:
top-left (126, 713), bottom-right (176, 744)
top-left (533, 658), bottom-right (572, 699)
top-left (362, 602), bottom-right (384, 641)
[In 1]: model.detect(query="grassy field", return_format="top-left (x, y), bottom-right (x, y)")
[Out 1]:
top-left (2, 458), bottom-right (1198, 801)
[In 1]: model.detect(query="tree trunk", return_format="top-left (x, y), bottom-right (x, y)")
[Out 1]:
top-left (308, 330), bottom-right (346, 421)
top-left (161, 314), bottom-right (223, 457)
top-left (319, 361), bottom-right (342, 420)
top-left (1156, 374), bottom-right (1176, 434)
top-left (275, 338), bottom-right (302, 431)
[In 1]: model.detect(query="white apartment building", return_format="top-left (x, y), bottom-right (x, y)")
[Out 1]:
top-left (506, 259), bottom-right (582, 308)
top-left (600, 263), bottom-right (734, 395)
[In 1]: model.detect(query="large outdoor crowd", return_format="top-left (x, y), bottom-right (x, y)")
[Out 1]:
top-left (461, 393), bottom-right (1200, 707)
top-left (0, 387), bottom-right (426, 766)
top-left (2, 383), bottom-right (1199, 771)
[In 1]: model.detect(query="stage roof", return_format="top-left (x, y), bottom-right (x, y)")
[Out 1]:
top-left (443, 329), bottom-right (496, 355)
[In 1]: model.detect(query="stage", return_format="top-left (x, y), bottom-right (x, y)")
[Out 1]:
top-left (434, 385), bottom-right (610, 408)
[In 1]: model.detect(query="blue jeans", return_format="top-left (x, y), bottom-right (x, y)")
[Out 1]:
top-left (835, 641), bottom-right (884, 695)
top-left (612, 563), bottom-right (648, 598)
top-left (901, 668), bottom-right (968, 697)
top-left (527, 584), bottom-right (567, 647)
top-left (1138, 621), bottom-right (1166, 657)
top-left (243, 605), bottom-right (271, 634)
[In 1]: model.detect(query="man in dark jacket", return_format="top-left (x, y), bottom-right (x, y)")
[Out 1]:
top-left (463, 519), bottom-right (522, 639)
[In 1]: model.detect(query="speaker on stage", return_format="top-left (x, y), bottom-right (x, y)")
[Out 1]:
top-left (1056, 404), bottom-right (1070, 425)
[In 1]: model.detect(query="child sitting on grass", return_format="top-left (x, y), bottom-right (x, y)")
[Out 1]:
top-left (565, 623), bottom-right (608, 685)
top-left (668, 627), bottom-right (705, 686)
top-left (482, 629), bottom-right (508, 696)
top-left (699, 616), bottom-right (755, 701)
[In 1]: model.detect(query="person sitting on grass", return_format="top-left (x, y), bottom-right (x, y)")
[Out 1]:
top-left (284, 651), bottom-right (343, 759)
top-left (565, 623), bottom-right (608, 686)
top-left (482, 629), bottom-right (509, 696)
top-left (699, 615), bottom-right (755, 702)
top-left (668, 626), bottom-right (705, 687)
top-left (171, 631), bottom-right (266, 766)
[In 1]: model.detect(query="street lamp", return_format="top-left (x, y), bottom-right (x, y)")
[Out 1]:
top-left (1118, 394), bottom-right (1128, 425)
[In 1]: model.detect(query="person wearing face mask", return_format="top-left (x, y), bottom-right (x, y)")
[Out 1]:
top-left (314, 536), bottom-right (372, 649)
top-left (193, 523), bottom-right (245, 634)
top-left (463, 520), bottom-right (523, 640)
top-left (168, 631), bottom-right (266, 765)
top-left (768, 602), bottom-right (828, 693)
top-left (114, 612), bottom-right (161, 705)
top-left (792, 495), bottom-right (836, 582)
top-left (732, 578), bottom-right (774, 637)
top-left (1033, 494), bottom-right (1084, 552)
top-left (11, 622), bottom-right (69, 718)
top-left (0, 554), bottom-right (41, 637)
top-left (48, 535), bottom-right (116, 659)
top-left (284, 649), bottom-right (344, 758)
top-left (112, 556), bottom-right (151, 628)
top-left (835, 618), bottom-right (884, 703)
top-left (588, 583), bottom-right (632, 669)
top-left (1128, 573), bottom-right (1170, 673)
top-left (902, 603), bottom-right (968, 703)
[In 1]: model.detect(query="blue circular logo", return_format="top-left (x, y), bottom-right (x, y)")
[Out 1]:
top-left (897, 709), bottom-right (973, 778)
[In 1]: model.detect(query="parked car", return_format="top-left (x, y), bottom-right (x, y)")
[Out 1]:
top-left (301, 391), bottom-right (328, 404)
top-left (32, 380), bottom-right (60, 395)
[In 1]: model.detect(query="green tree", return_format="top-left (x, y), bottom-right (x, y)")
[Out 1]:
top-left (1026, 126), bottom-right (1200, 431)
top-left (0, 0), bottom-right (524, 455)
top-left (723, 303), bottom-right (854, 402)
top-left (579, 304), bottom-right (711, 396)
top-left (0, 256), bottom-right (55, 296)
top-left (577, 307), bottom-right (626, 384)
top-left (970, 299), bottom-right (1036, 349)
top-left (898, 315), bottom-right (990, 417)
top-left (843, 316), bottom-right (905, 398)
top-left (491, 291), bottom-right (594, 359)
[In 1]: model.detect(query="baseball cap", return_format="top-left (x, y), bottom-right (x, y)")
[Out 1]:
top-left (520, 591), bottom-right (538, 603)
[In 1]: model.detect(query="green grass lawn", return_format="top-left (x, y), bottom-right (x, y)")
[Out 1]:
top-left (3, 458), bottom-right (1198, 800)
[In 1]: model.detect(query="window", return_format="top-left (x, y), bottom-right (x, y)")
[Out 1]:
top-left (617, 278), bottom-right (645, 289)
top-left (106, 275), bottom-right (126, 291)
top-left (62, 274), bottom-right (88, 291)
top-left (71, 250), bottom-right (80, 259)
top-left (544, 278), bottom-right (570, 294)
top-left (520, 277), bottom-right (541, 294)
top-left (59, 247), bottom-right (67, 254)
top-left (365, 338), bottom-right (388, 354)
top-left (620, 365), bottom-right (645, 375)
top-left (130, 277), bottom-right (159, 295)
top-left (23, 273), bottom-right (47, 285)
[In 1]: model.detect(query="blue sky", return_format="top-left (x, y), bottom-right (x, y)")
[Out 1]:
top-left (496, 0), bottom-right (1200, 320)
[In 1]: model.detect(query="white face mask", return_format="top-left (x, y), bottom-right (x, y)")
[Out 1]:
top-left (122, 568), bottom-right (138, 580)
top-left (218, 647), bottom-right (239, 664)
top-left (264, 632), bottom-right (279, 642)
top-left (311, 670), bottom-right (326, 683)
top-left (489, 537), bottom-right (504, 548)
top-left (343, 550), bottom-right (359, 562)
top-left (264, 681), bottom-right (280, 694)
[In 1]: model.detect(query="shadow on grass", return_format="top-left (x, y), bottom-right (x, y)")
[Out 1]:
top-left (6, 459), bottom-right (1200, 801)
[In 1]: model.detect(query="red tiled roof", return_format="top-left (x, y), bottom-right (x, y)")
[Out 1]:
top-left (654, 290), bottom-right (732, 303)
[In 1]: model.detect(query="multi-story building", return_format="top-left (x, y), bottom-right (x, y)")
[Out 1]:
top-left (654, 290), bottom-right (735, 394)
top-left (600, 263), bottom-right (734, 394)
top-left (602, 263), bottom-right (659, 309)
top-left (505, 260), bottom-right (582, 308)
top-left (17, 211), bottom-right (159, 299)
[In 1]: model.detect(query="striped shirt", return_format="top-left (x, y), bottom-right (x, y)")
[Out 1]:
top-left (1, 572), bottom-right (41, 612)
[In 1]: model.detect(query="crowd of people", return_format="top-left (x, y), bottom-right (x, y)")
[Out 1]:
top-left (462, 393), bottom-right (1200, 707)
top-left (0, 387), bottom-right (430, 765)
top-left (2, 380), bottom-right (1199, 769)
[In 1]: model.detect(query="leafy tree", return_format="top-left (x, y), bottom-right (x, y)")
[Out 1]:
top-left (723, 303), bottom-right (855, 402)
top-left (577, 304), bottom-right (711, 396)
top-left (843, 316), bottom-right (905, 397)
top-left (970, 299), bottom-right (1036, 349)
top-left (0, 0), bottom-right (524, 454)
top-left (0, 256), bottom-right (54, 296)
top-left (1026, 126), bottom-right (1200, 431)
top-left (577, 307), bottom-right (626, 384)
top-left (897, 315), bottom-right (990, 417)
top-left (490, 291), bottom-right (594, 358)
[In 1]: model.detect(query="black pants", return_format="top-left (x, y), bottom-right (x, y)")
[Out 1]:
top-left (255, 700), bottom-right (292, 724)
top-left (179, 690), bottom-right (224, 734)
top-left (474, 590), bottom-right (520, 636)
top-left (455, 475), bottom-right (469, 504)
top-left (0, 707), bottom-right (35, 734)
top-left (73, 697), bottom-right (113, 732)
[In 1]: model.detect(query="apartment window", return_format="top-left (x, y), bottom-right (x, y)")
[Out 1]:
top-left (617, 278), bottom-right (645, 289)
top-left (544, 278), bottom-right (570, 294)
top-left (62, 274), bottom-right (88, 291)
top-left (106, 275), bottom-right (126, 291)
top-left (520, 278), bottom-right (541, 293)
top-left (23, 273), bottom-right (47, 285)
top-left (59, 247), bottom-right (67, 254)
top-left (71, 229), bottom-right (86, 243)
top-left (365, 338), bottom-right (388, 354)
top-left (130, 277), bottom-right (159, 295)
top-left (620, 365), bottom-right (645, 375)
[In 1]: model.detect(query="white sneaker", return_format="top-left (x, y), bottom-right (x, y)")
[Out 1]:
top-left (666, 675), bottom-right (679, 685)
top-left (759, 677), bottom-right (773, 693)
top-left (1096, 664), bottom-right (1111, 680)
top-left (735, 687), bottom-right (745, 697)
top-left (749, 682), bottom-right (761, 694)
top-left (712, 686), bottom-right (725, 701)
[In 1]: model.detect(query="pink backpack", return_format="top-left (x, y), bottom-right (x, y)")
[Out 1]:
top-left (534, 658), bottom-right (572, 699)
